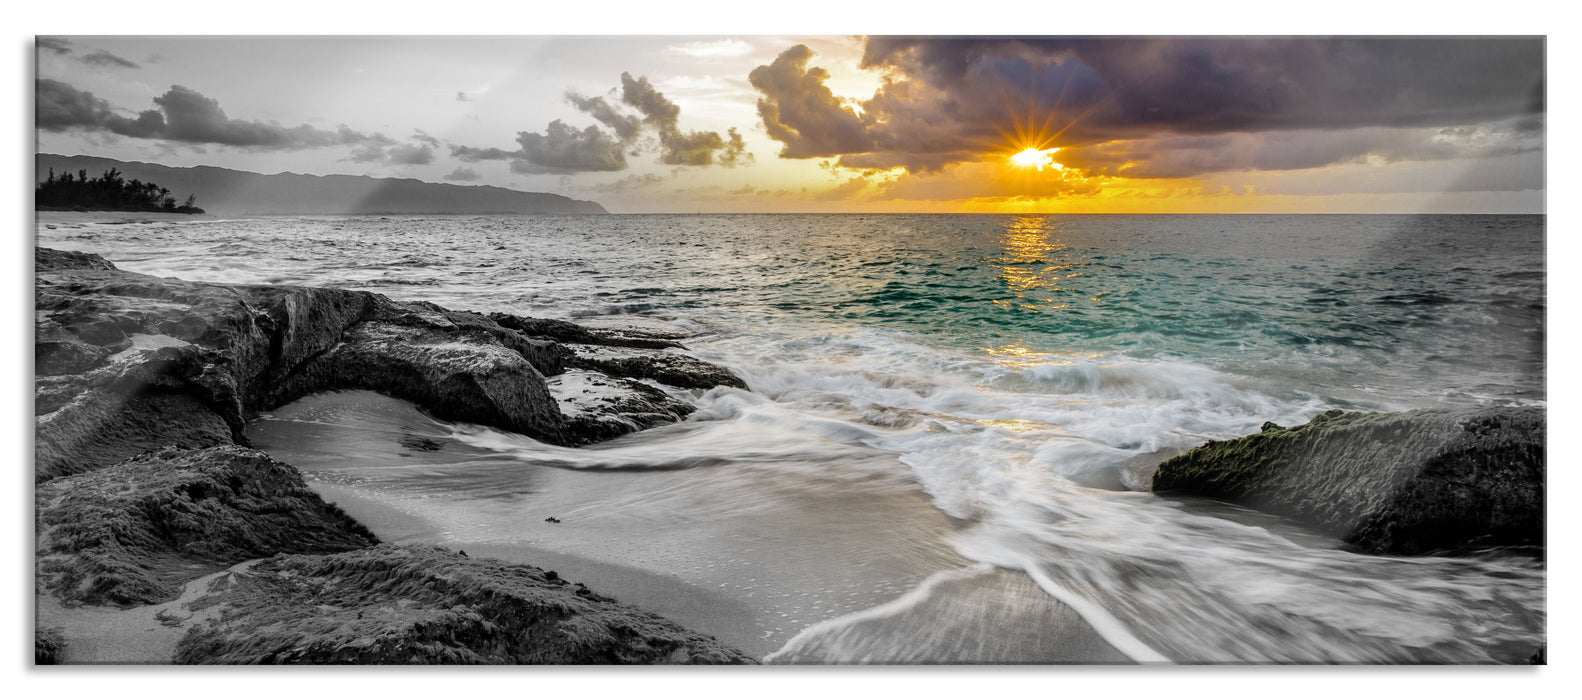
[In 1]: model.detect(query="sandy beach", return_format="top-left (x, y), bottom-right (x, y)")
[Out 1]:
top-left (249, 390), bottom-right (1130, 662)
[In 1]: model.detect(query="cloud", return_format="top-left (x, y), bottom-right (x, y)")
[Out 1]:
top-left (80, 50), bottom-right (139, 69)
top-left (37, 37), bottom-right (73, 55)
top-left (668, 39), bottom-right (753, 59)
top-left (412, 130), bottom-right (441, 148)
top-left (583, 173), bottom-right (668, 193)
top-left (451, 71), bottom-right (754, 174)
top-left (748, 38), bottom-right (1545, 178)
top-left (345, 144), bottom-right (388, 162)
top-left (748, 45), bottom-right (873, 158)
top-left (36, 38), bottom-right (139, 68)
top-left (444, 167), bottom-right (481, 182)
top-left (37, 78), bottom-right (159, 137)
top-left (565, 92), bottom-right (642, 142)
top-left (718, 128), bottom-right (752, 167)
top-left (812, 175), bottom-right (874, 201)
top-left (872, 161), bottom-right (1101, 202)
top-left (345, 141), bottom-right (435, 166)
top-left (36, 79), bottom-right (399, 156)
top-left (859, 37), bottom-right (1543, 137)
top-left (387, 144), bottom-right (435, 165)
top-left (619, 72), bottom-right (755, 167)
top-left (511, 120), bottom-right (628, 174)
top-left (456, 91), bottom-right (471, 102)
top-left (1055, 118), bottom-right (1546, 180)
top-left (450, 145), bottom-right (515, 161)
top-left (152, 85), bottom-right (381, 148)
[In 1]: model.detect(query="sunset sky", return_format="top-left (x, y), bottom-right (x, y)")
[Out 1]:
top-left (34, 33), bottom-right (1545, 214)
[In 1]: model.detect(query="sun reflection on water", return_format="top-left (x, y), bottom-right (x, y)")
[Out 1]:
top-left (989, 216), bottom-right (1094, 314)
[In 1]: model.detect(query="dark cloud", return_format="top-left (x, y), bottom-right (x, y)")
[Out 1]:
top-left (412, 130), bottom-right (441, 148)
top-left (860, 37), bottom-right (1542, 135)
top-left (456, 91), bottom-right (471, 102)
top-left (80, 50), bottom-right (139, 69)
top-left (444, 167), bottom-right (481, 182)
top-left (451, 145), bottom-right (515, 161)
top-left (619, 74), bottom-right (681, 125)
top-left (151, 85), bottom-right (382, 148)
top-left (566, 92), bottom-right (642, 142)
top-left (618, 72), bottom-right (747, 167)
top-left (388, 144), bottom-right (435, 165)
top-left (36, 79), bottom-right (169, 139)
top-left (451, 72), bottom-right (753, 174)
top-left (345, 141), bottom-right (435, 166)
top-left (37, 79), bottom-right (393, 154)
top-left (749, 45), bottom-right (873, 158)
top-left (656, 128), bottom-right (724, 166)
top-left (512, 120), bottom-right (627, 174)
top-left (751, 37), bottom-right (1545, 177)
top-left (1066, 119), bottom-right (1545, 180)
top-left (719, 128), bottom-right (752, 167)
top-left (37, 37), bottom-right (73, 55)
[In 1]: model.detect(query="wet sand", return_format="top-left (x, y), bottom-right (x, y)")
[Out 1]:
top-left (251, 389), bottom-right (1126, 663)
top-left (310, 481), bottom-right (771, 657)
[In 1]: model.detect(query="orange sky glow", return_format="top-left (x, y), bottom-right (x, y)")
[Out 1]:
top-left (34, 35), bottom-right (1545, 214)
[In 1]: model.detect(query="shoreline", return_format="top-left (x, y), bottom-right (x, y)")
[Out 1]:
top-left (259, 387), bottom-right (1133, 664)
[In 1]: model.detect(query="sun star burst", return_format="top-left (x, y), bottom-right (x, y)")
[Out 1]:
top-left (1011, 147), bottom-right (1061, 171)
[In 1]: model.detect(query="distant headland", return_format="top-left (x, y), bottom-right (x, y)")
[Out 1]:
top-left (35, 154), bottom-right (607, 217)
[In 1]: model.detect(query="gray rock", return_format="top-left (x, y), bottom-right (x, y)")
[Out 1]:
top-left (569, 344), bottom-right (748, 390)
top-left (489, 312), bottom-right (684, 350)
top-left (1151, 407), bottom-right (1545, 555)
top-left (35, 445), bottom-right (378, 607)
top-left (549, 370), bottom-right (696, 444)
top-left (173, 545), bottom-right (756, 664)
top-left (36, 247), bottom-right (117, 272)
top-left (34, 248), bottom-right (746, 480)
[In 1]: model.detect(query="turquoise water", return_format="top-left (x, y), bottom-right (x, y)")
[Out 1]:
top-left (39, 213), bottom-right (1546, 663)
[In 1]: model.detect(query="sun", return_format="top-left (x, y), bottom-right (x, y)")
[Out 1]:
top-left (1010, 147), bottom-right (1062, 172)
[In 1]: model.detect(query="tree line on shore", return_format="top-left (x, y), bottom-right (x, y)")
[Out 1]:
top-left (36, 167), bottom-right (204, 214)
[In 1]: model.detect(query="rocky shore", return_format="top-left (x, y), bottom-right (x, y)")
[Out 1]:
top-left (33, 247), bottom-right (754, 664)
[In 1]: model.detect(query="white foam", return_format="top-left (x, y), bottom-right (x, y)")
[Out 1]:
top-left (764, 564), bottom-right (996, 664)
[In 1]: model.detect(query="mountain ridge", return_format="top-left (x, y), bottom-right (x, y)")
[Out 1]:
top-left (35, 154), bottom-right (607, 216)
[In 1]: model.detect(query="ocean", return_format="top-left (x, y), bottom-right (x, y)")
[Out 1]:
top-left (37, 213), bottom-right (1546, 663)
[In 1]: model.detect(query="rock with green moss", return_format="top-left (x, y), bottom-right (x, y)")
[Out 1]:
top-left (1151, 407), bottom-right (1544, 555)
top-left (175, 545), bottom-right (755, 665)
top-left (35, 445), bottom-right (378, 606)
